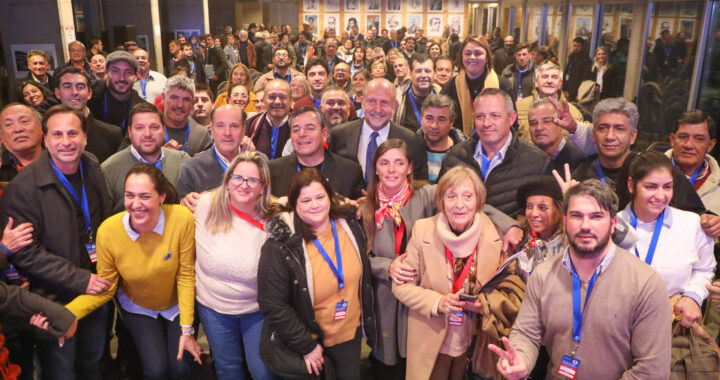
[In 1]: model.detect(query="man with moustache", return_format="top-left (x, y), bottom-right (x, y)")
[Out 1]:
top-left (190, 83), bottom-right (213, 129)
top-left (246, 79), bottom-right (293, 160)
top-left (433, 56), bottom-right (454, 87)
top-left (159, 75), bottom-right (213, 156)
top-left (101, 103), bottom-right (190, 212)
top-left (177, 104), bottom-right (258, 211)
top-left (90, 54), bottom-right (107, 81)
top-left (253, 47), bottom-right (305, 93)
top-left (88, 51), bottom-right (147, 133)
top-left (527, 98), bottom-right (585, 172)
top-left (54, 67), bottom-right (122, 163)
top-left (392, 54), bottom-right (440, 132)
top-left (0, 104), bottom-right (44, 182)
top-left (489, 179), bottom-right (671, 380)
top-left (270, 107), bottom-right (364, 198)
top-left (132, 49), bottom-right (167, 102)
top-left (0, 105), bottom-right (115, 379)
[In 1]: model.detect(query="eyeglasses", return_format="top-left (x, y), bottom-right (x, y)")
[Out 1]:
top-left (229, 174), bottom-right (262, 187)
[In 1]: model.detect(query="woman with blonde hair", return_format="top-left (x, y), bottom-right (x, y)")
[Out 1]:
top-left (194, 152), bottom-right (278, 379)
top-left (371, 60), bottom-right (387, 79)
top-left (215, 63), bottom-right (257, 112)
top-left (290, 77), bottom-right (311, 104)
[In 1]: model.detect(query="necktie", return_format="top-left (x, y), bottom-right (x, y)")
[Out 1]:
top-left (365, 131), bottom-right (379, 184)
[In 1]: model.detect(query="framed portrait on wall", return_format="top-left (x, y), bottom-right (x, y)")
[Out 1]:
top-left (407, 0), bottom-right (423, 12)
top-left (654, 18), bottom-right (675, 37)
top-left (448, 0), bottom-right (464, 13)
top-left (344, 0), bottom-right (359, 11)
top-left (657, 3), bottom-right (677, 17)
top-left (324, 0), bottom-right (339, 12)
top-left (680, 3), bottom-right (699, 17)
top-left (304, 14), bottom-right (319, 35)
top-left (387, 14), bottom-right (401, 30)
top-left (574, 17), bottom-right (593, 39)
top-left (303, 0), bottom-right (319, 12)
top-left (427, 15), bottom-right (443, 36)
top-left (366, 14), bottom-right (380, 31)
top-left (366, 0), bottom-right (380, 11)
top-left (344, 14), bottom-right (361, 32)
top-left (407, 14), bottom-right (422, 34)
top-left (680, 19), bottom-right (696, 40)
top-left (429, 0), bottom-right (443, 12)
top-left (136, 35), bottom-right (149, 51)
top-left (324, 14), bottom-right (340, 32)
top-left (574, 5), bottom-right (593, 16)
top-left (386, 0), bottom-right (401, 12)
top-left (448, 14), bottom-right (464, 36)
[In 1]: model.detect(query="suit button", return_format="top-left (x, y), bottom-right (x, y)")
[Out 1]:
top-left (293, 280), bottom-right (299, 284)
top-left (302, 287), bottom-right (308, 292)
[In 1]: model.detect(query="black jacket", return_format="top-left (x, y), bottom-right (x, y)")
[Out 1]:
top-left (258, 213), bottom-right (377, 356)
top-left (552, 138), bottom-right (586, 173)
top-left (269, 150), bottom-right (365, 199)
top-left (88, 80), bottom-right (147, 131)
top-left (439, 133), bottom-right (553, 217)
top-left (563, 51), bottom-right (593, 102)
top-left (86, 113), bottom-right (123, 163)
top-left (499, 62), bottom-right (536, 101)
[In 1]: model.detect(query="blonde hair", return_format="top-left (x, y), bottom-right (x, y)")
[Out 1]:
top-left (435, 166), bottom-right (486, 212)
top-left (204, 152), bottom-right (274, 233)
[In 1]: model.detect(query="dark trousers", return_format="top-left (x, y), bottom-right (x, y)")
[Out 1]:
top-left (118, 306), bottom-right (196, 380)
top-left (369, 352), bottom-right (406, 380)
top-left (35, 302), bottom-right (110, 380)
top-left (324, 328), bottom-right (362, 380)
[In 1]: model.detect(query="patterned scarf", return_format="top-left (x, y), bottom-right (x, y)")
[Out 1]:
top-left (375, 182), bottom-right (412, 229)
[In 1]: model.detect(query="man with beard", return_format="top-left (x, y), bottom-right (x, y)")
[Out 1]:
top-left (101, 103), bottom-right (190, 212)
top-left (55, 67), bottom-right (122, 163)
top-left (417, 94), bottom-right (467, 183)
top-left (160, 75), bottom-right (213, 156)
top-left (0, 104), bottom-right (44, 182)
top-left (499, 42), bottom-right (535, 102)
top-left (492, 35), bottom-right (516, 75)
top-left (402, 36), bottom-right (416, 62)
top-left (181, 42), bottom-right (206, 85)
top-left (489, 179), bottom-right (671, 380)
top-left (392, 54), bottom-right (440, 131)
top-left (270, 107), bottom-right (364, 198)
top-left (23, 50), bottom-right (53, 90)
top-left (190, 83), bottom-right (213, 129)
top-left (165, 40), bottom-right (186, 75)
top-left (246, 79), bottom-right (293, 159)
top-left (177, 104), bottom-right (258, 211)
top-left (88, 51), bottom-right (147, 133)
top-left (132, 49), bottom-right (167, 102)
top-left (253, 47), bottom-right (305, 93)
top-left (434, 55), bottom-right (454, 87)
top-left (563, 37), bottom-right (593, 102)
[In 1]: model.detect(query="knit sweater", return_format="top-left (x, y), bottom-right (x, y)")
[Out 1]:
top-left (194, 193), bottom-right (267, 314)
top-left (65, 204), bottom-right (196, 326)
top-left (509, 247), bottom-right (671, 379)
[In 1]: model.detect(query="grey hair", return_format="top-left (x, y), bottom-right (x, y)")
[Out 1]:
top-left (528, 97), bottom-right (554, 115)
top-left (69, 41), bottom-right (86, 50)
top-left (239, 29), bottom-right (248, 35)
top-left (592, 97), bottom-right (639, 132)
top-left (562, 179), bottom-right (619, 218)
top-left (421, 94), bottom-right (457, 122)
top-left (474, 88), bottom-right (514, 115)
top-left (534, 62), bottom-right (563, 81)
top-left (164, 74), bottom-right (195, 97)
top-left (0, 103), bottom-right (43, 130)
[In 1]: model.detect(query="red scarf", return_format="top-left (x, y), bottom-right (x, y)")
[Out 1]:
top-left (375, 182), bottom-right (411, 229)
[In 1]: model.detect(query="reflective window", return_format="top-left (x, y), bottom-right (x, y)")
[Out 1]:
top-left (592, 3), bottom-right (634, 99)
top-left (638, 1), bottom-right (704, 147)
top-left (696, 2), bottom-right (720, 125)
top-left (528, 5), bottom-right (545, 45)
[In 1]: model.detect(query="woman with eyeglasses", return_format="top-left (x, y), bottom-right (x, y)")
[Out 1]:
top-left (215, 63), bottom-right (257, 112)
top-left (194, 152), bottom-right (278, 379)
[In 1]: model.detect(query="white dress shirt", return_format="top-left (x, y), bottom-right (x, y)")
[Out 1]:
top-left (357, 120), bottom-right (390, 175)
top-left (473, 133), bottom-right (512, 179)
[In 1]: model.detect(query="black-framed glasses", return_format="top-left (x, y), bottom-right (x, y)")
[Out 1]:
top-left (229, 174), bottom-right (261, 187)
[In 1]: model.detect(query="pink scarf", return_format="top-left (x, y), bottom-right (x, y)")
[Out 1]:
top-left (375, 182), bottom-right (412, 229)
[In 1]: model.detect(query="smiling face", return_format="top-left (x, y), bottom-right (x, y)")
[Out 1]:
top-left (442, 179), bottom-right (478, 232)
top-left (22, 84), bottom-right (44, 107)
top-left (44, 112), bottom-right (87, 172)
top-left (295, 181), bottom-right (332, 232)
top-left (393, 58), bottom-right (409, 78)
top-left (211, 105), bottom-right (244, 159)
top-left (229, 161), bottom-right (264, 208)
top-left (592, 112), bottom-right (637, 166)
top-left (473, 93), bottom-right (515, 150)
top-left (27, 54), bottom-right (48, 78)
top-left (422, 106), bottom-right (452, 146)
top-left (375, 147), bottom-right (411, 193)
top-left (321, 89), bottom-right (350, 127)
top-left (307, 65), bottom-right (329, 95)
top-left (132, 49), bottom-right (150, 73)
top-left (163, 87), bottom-right (194, 126)
top-left (290, 111), bottom-right (326, 159)
top-left (90, 54), bottom-right (106, 76)
top-left (525, 195), bottom-right (560, 239)
top-left (128, 111), bottom-right (164, 158)
top-left (0, 105), bottom-right (43, 156)
top-left (264, 81), bottom-right (292, 123)
top-left (529, 103), bottom-right (563, 153)
top-left (124, 173), bottom-right (166, 231)
top-left (564, 194), bottom-right (616, 258)
top-left (362, 80), bottom-right (396, 130)
top-left (55, 73), bottom-right (91, 111)
top-left (535, 68), bottom-right (563, 97)
top-left (429, 44), bottom-right (441, 58)
top-left (229, 85), bottom-right (250, 109)
top-left (628, 168), bottom-right (673, 222)
top-left (434, 59), bottom-right (453, 86)
top-left (670, 122), bottom-right (715, 173)
top-left (231, 67), bottom-right (247, 85)
top-left (69, 42), bottom-right (86, 63)
top-left (462, 41), bottom-right (487, 78)
top-left (410, 59), bottom-right (433, 94)
top-left (107, 60), bottom-right (137, 97)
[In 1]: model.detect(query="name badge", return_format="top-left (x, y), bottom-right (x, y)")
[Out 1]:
top-left (557, 354), bottom-right (580, 379)
top-left (334, 300), bottom-right (348, 320)
top-left (517, 92), bottom-right (523, 100)
top-left (85, 243), bottom-right (97, 263)
top-left (565, 73), bottom-right (570, 82)
top-left (448, 310), bottom-right (464, 326)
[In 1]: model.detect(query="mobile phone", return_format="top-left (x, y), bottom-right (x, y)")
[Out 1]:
top-left (459, 294), bottom-right (478, 302)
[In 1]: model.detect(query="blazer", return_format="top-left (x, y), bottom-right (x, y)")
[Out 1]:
top-left (329, 118), bottom-right (429, 181)
top-left (205, 46), bottom-right (229, 81)
top-left (85, 113), bottom-right (123, 163)
top-left (268, 150), bottom-right (365, 199)
top-left (392, 213), bottom-right (502, 380)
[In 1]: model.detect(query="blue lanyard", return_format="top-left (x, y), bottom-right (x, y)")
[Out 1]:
top-left (270, 126), bottom-right (280, 159)
top-left (49, 159), bottom-right (93, 238)
top-left (103, 92), bottom-right (127, 130)
top-left (596, 161), bottom-right (607, 184)
top-left (570, 262), bottom-right (599, 344)
top-left (407, 88), bottom-right (433, 126)
top-left (274, 70), bottom-right (291, 83)
top-left (311, 219), bottom-right (344, 290)
top-left (672, 158), bottom-right (704, 186)
top-left (164, 122), bottom-right (190, 151)
top-left (391, 41), bottom-right (397, 49)
top-left (213, 146), bottom-right (228, 172)
top-left (189, 61), bottom-right (195, 75)
top-left (313, 96), bottom-right (321, 109)
top-left (138, 77), bottom-right (149, 99)
top-left (629, 206), bottom-right (665, 265)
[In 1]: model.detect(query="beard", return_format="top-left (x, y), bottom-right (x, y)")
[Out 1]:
top-left (568, 229), bottom-right (612, 259)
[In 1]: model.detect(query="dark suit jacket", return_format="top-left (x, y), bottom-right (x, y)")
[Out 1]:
top-left (552, 138), bottom-right (586, 173)
top-left (86, 113), bottom-right (123, 163)
top-left (383, 40), bottom-right (400, 54)
top-left (329, 119), bottom-right (428, 181)
top-left (269, 150), bottom-right (365, 199)
top-left (206, 46), bottom-right (229, 81)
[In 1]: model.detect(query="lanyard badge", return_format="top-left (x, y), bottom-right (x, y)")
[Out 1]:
top-left (560, 261), bottom-right (600, 378)
top-left (444, 247), bottom-right (476, 327)
top-left (312, 219), bottom-right (348, 320)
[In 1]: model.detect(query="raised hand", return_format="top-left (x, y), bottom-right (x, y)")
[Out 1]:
top-left (488, 337), bottom-right (529, 380)
top-left (552, 163), bottom-right (579, 195)
top-left (548, 96), bottom-right (578, 134)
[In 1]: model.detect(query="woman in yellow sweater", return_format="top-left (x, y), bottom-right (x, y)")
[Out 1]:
top-left (65, 164), bottom-right (201, 379)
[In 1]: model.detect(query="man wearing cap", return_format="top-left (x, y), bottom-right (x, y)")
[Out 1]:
top-left (88, 51), bottom-right (147, 133)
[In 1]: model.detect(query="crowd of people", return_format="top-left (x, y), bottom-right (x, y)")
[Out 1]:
top-left (2, 19), bottom-right (720, 380)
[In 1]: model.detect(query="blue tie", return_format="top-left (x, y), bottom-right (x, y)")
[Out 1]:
top-left (365, 131), bottom-right (379, 184)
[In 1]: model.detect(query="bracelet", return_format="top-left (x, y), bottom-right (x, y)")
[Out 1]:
top-left (181, 326), bottom-right (195, 336)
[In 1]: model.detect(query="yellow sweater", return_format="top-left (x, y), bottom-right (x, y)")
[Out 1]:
top-left (65, 204), bottom-right (196, 325)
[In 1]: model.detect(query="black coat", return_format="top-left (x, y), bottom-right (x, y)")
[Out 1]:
top-left (257, 213), bottom-right (377, 357)
top-left (85, 113), bottom-right (123, 163)
top-left (553, 138), bottom-right (586, 173)
top-left (438, 133), bottom-right (553, 217)
top-left (563, 52), bottom-right (593, 102)
top-left (88, 80), bottom-right (147, 131)
top-left (269, 150), bottom-right (365, 199)
top-left (205, 46), bottom-right (229, 81)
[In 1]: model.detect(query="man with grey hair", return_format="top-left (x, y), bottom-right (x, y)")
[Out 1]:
top-left (161, 75), bottom-right (213, 156)
top-left (527, 97), bottom-right (585, 172)
top-left (418, 94), bottom-right (467, 183)
top-left (490, 179), bottom-right (671, 380)
top-left (238, 29), bottom-right (256, 69)
top-left (516, 62), bottom-right (585, 141)
top-left (439, 88), bottom-right (553, 217)
top-left (392, 54), bottom-right (440, 132)
top-left (55, 41), bottom-right (93, 77)
top-left (23, 50), bottom-right (53, 90)
top-left (0, 104), bottom-right (44, 181)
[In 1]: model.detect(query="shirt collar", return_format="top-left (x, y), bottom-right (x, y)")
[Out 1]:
top-left (264, 114), bottom-right (289, 129)
top-left (474, 132), bottom-right (512, 160)
top-left (31, 73), bottom-right (48, 85)
top-left (130, 145), bottom-right (165, 165)
top-left (361, 119), bottom-right (391, 140)
top-left (122, 208), bottom-right (165, 242)
top-left (621, 202), bottom-right (673, 228)
top-left (561, 243), bottom-right (616, 277)
top-left (213, 144), bottom-right (241, 166)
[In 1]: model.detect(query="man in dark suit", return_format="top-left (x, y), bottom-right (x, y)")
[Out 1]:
top-left (270, 107), bottom-right (364, 199)
top-left (383, 29), bottom-right (400, 54)
top-left (329, 78), bottom-right (428, 182)
top-left (203, 33), bottom-right (229, 94)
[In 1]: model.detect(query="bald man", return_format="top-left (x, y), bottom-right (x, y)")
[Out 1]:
top-left (329, 78), bottom-right (428, 181)
top-left (132, 48), bottom-right (168, 101)
top-left (246, 79), bottom-right (293, 159)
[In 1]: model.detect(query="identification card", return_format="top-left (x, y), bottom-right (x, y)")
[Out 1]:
top-left (85, 243), bottom-right (97, 263)
top-left (517, 92), bottom-right (523, 100)
top-left (448, 310), bottom-right (464, 326)
top-left (557, 354), bottom-right (580, 379)
top-left (334, 300), bottom-right (348, 320)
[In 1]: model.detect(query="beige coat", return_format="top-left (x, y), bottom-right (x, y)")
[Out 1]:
top-left (392, 213), bottom-right (502, 380)
top-left (515, 89), bottom-right (585, 142)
